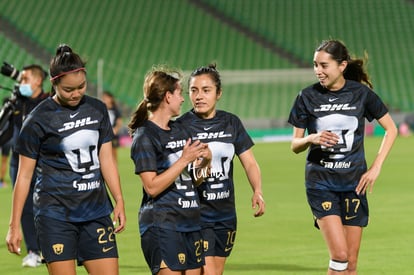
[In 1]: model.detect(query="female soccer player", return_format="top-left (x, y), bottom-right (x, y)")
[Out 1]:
top-left (288, 39), bottom-right (397, 274)
top-left (101, 90), bottom-right (123, 165)
top-left (6, 44), bottom-right (126, 275)
top-left (177, 64), bottom-right (265, 275)
top-left (129, 66), bottom-right (210, 275)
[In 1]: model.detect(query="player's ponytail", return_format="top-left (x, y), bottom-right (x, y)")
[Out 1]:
top-left (128, 66), bottom-right (182, 134)
top-left (316, 40), bottom-right (373, 89)
top-left (128, 99), bottom-right (149, 134)
top-left (344, 57), bottom-right (372, 89)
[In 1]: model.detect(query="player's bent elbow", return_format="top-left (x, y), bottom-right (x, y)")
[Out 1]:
top-left (291, 145), bottom-right (303, 154)
top-left (143, 185), bottom-right (161, 198)
top-left (386, 124), bottom-right (398, 139)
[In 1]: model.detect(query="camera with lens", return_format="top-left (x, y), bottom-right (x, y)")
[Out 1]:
top-left (1, 61), bottom-right (22, 82)
top-left (0, 61), bottom-right (22, 145)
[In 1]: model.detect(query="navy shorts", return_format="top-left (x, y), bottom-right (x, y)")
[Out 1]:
top-left (35, 215), bottom-right (118, 265)
top-left (306, 188), bottom-right (369, 228)
top-left (202, 221), bottom-right (237, 257)
top-left (141, 227), bottom-right (204, 275)
top-left (1, 139), bottom-right (11, 156)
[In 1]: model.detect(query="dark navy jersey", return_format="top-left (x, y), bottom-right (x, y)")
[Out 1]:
top-left (17, 96), bottom-right (114, 222)
top-left (130, 120), bottom-right (201, 235)
top-left (288, 80), bottom-right (388, 191)
top-left (176, 110), bottom-right (254, 225)
top-left (10, 91), bottom-right (49, 163)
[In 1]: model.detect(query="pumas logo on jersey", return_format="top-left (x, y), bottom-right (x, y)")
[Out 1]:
top-left (58, 117), bottom-right (99, 132)
top-left (195, 131), bottom-right (231, 140)
top-left (314, 103), bottom-right (356, 112)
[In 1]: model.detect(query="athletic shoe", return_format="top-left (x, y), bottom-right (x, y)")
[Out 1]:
top-left (22, 251), bottom-right (42, 267)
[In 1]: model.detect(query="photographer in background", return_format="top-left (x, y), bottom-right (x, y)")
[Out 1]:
top-left (8, 64), bottom-right (49, 267)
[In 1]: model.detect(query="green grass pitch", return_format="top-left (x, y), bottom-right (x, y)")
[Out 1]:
top-left (0, 136), bottom-right (412, 274)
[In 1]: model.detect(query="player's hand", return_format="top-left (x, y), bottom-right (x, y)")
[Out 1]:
top-left (112, 199), bottom-right (126, 233)
top-left (356, 165), bottom-right (381, 195)
top-left (192, 145), bottom-right (212, 186)
top-left (6, 226), bottom-right (22, 255)
top-left (312, 131), bottom-right (339, 147)
top-left (193, 145), bottom-right (212, 170)
top-left (252, 192), bottom-right (265, 217)
top-left (182, 139), bottom-right (209, 164)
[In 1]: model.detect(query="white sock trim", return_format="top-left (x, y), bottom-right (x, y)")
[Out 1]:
top-left (329, 259), bottom-right (348, 271)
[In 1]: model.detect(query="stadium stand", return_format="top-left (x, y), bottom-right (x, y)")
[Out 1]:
top-left (196, 0), bottom-right (414, 113)
top-left (0, 0), bottom-right (413, 128)
top-left (0, 33), bottom-right (48, 93)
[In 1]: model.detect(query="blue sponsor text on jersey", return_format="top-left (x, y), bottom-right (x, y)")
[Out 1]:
top-left (58, 117), bottom-right (99, 132)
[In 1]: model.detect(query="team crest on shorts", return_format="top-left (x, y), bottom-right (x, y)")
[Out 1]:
top-left (178, 253), bottom-right (186, 264)
top-left (321, 201), bottom-right (332, 211)
top-left (52, 243), bottom-right (64, 255)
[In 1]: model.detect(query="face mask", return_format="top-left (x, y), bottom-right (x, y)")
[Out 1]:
top-left (19, 84), bottom-right (33, 97)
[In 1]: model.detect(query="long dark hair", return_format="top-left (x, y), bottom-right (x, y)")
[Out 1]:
top-left (189, 63), bottom-right (222, 93)
top-left (128, 66), bottom-right (182, 134)
top-left (49, 44), bottom-right (86, 85)
top-left (316, 40), bottom-right (373, 89)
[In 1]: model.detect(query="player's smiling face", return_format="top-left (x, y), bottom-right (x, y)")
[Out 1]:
top-left (189, 74), bottom-right (222, 119)
top-left (313, 50), bottom-right (347, 91)
top-left (53, 71), bottom-right (87, 107)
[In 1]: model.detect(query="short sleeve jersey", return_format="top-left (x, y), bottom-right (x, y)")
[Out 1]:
top-left (288, 80), bottom-right (388, 191)
top-left (177, 110), bottom-right (254, 225)
top-left (130, 120), bottom-right (201, 235)
top-left (16, 96), bottom-right (114, 222)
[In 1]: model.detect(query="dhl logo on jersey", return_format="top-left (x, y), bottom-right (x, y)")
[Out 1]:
top-left (314, 103), bottom-right (356, 112)
top-left (166, 139), bottom-right (187, 149)
top-left (195, 131), bottom-right (231, 140)
top-left (58, 117), bottom-right (99, 132)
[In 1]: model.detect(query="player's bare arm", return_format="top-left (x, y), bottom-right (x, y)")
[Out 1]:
top-left (356, 113), bottom-right (397, 195)
top-left (239, 149), bottom-right (265, 217)
top-left (291, 127), bottom-right (339, 154)
top-left (140, 139), bottom-right (208, 197)
top-left (99, 142), bottom-right (126, 233)
top-left (6, 155), bottom-right (36, 254)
